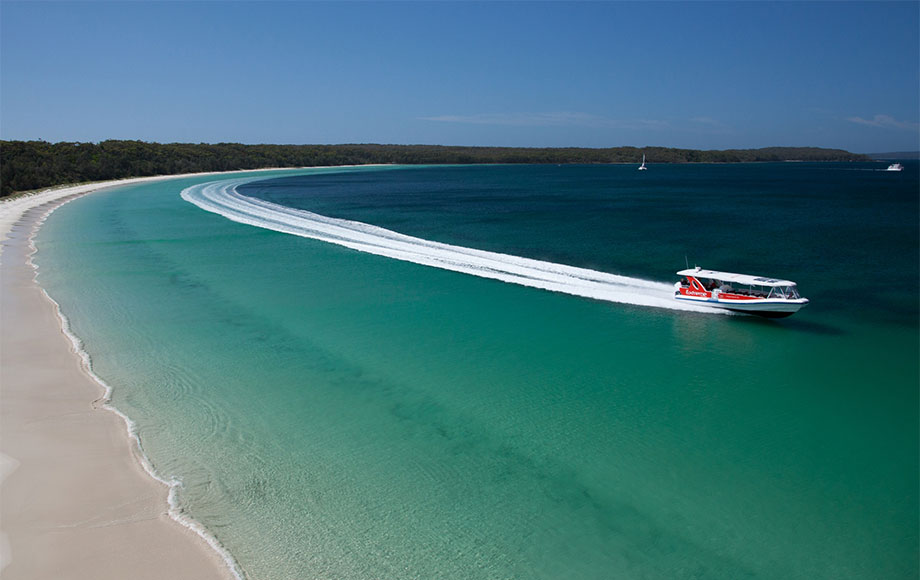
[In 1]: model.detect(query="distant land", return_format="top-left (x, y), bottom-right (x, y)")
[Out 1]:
top-left (0, 140), bottom-right (872, 198)
top-left (867, 151), bottom-right (920, 160)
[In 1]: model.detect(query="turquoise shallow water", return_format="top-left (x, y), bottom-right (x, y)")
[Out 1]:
top-left (35, 164), bottom-right (918, 579)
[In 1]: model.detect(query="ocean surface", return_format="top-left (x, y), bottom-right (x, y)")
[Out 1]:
top-left (35, 162), bottom-right (918, 579)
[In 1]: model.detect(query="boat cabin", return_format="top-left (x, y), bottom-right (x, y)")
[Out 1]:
top-left (676, 268), bottom-right (802, 301)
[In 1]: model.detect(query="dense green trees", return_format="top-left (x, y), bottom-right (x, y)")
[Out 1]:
top-left (0, 140), bottom-right (869, 198)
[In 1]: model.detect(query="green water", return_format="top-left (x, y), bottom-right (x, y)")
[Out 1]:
top-left (35, 165), bottom-right (918, 579)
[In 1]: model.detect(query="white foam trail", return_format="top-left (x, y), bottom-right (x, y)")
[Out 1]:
top-left (182, 177), bottom-right (725, 315)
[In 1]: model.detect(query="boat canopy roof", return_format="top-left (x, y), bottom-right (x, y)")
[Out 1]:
top-left (677, 267), bottom-right (796, 287)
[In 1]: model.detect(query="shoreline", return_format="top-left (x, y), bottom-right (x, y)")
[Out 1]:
top-left (0, 169), bottom-right (318, 579)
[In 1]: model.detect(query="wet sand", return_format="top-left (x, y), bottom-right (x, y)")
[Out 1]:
top-left (0, 180), bottom-right (238, 579)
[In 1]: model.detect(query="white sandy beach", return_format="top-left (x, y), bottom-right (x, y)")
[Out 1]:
top-left (0, 175), bottom-right (248, 580)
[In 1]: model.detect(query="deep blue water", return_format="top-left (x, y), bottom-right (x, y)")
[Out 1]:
top-left (35, 162), bottom-right (919, 579)
top-left (240, 162), bottom-right (919, 326)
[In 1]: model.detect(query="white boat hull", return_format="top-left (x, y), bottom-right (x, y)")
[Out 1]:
top-left (674, 294), bottom-right (809, 318)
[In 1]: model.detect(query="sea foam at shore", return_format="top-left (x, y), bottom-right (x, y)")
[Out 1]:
top-left (12, 163), bottom-right (919, 579)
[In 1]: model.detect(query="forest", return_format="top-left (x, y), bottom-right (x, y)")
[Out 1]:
top-left (0, 140), bottom-right (870, 198)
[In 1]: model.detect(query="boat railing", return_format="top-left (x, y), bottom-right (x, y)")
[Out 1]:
top-left (683, 279), bottom-right (770, 298)
top-left (678, 279), bottom-right (799, 300)
top-left (679, 279), bottom-right (800, 300)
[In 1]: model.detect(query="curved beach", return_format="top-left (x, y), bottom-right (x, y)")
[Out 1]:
top-left (2, 165), bottom-right (916, 580)
top-left (0, 177), bottom-right (240, 580)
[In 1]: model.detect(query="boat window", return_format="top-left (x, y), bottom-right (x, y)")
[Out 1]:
top-left (766, 286), bottom-right (798, 299)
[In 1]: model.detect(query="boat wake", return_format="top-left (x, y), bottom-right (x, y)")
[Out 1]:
top-left (181, 177), bottom-right (724, 314)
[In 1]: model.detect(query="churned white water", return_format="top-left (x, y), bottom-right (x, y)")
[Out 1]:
top-left (181, 178), bottom-right (721, 315)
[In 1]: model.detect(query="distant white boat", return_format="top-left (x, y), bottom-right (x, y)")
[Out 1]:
top-left (886, 163), bottom-right (904, 172)
top-left (638, 154), bottom-right (648, 171)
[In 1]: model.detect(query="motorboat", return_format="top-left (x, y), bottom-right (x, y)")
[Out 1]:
top-left (886, 163), bottom-right (904, 172)
top-left (674, 267), bottom-right (809, 318)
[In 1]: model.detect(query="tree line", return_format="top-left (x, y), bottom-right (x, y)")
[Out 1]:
top-left (0, 140), bottom-right (869, 198)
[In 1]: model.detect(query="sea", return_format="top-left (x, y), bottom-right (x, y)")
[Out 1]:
top-left (34, 162), bottom-right (918, 579)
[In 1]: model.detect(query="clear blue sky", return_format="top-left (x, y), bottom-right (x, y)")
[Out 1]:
top-left (2, 1), bottom-right (917, 152)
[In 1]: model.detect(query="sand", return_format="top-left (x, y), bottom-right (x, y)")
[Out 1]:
top-left (0, 177), bottom-right (243, 580)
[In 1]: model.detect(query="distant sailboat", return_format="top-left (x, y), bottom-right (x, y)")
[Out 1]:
top-left (638, 154), bottom-right (648, 171)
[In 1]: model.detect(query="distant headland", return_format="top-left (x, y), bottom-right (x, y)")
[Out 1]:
top-left (0, 140), bottom-right (871, 198)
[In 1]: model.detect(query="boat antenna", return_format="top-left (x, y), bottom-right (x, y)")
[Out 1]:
top-left (685, 255), bottom-right (689, 269)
